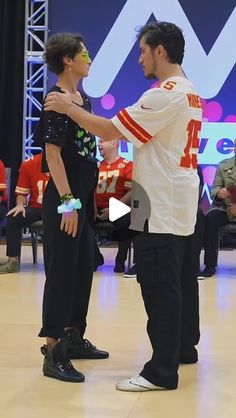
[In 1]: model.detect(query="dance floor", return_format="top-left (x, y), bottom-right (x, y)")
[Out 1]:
top-left (0, 243), bottom-right (236, 418)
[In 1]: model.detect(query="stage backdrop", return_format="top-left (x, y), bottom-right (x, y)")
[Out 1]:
top-left (48, 0), bottom-right (236, 209)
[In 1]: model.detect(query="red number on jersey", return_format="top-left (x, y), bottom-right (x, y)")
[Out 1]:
top-left (97, 170), bottom-right (120, 194)
top-left (162, 81), bottom-right (177, 91)
top-left (180, 119), bottom-right (201, 168)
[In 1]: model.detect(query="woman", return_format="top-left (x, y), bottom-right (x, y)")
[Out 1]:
top-left (35, 33), bottom-right (108, 383)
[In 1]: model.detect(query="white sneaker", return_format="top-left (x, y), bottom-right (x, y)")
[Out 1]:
top-left (116, 375), bottom-right (166, 391)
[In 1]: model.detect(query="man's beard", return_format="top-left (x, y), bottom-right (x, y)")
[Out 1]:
top-left (144, 58), bottom-right (157, 79)
top-left (145, 73), bottom-right (156, 79)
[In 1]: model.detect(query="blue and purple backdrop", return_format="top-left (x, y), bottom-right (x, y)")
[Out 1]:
top-left (48, 0), bottom-right (236, 210)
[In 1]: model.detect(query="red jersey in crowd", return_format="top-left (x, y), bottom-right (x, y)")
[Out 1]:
top-left (0, 159), bottom-right (7, 203)
top-left (96, 157), bottom-right (133, 208)
top-left (15, 153), bottom-right (50, 208)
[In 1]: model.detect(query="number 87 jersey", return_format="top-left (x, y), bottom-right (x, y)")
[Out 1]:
top-left (96, 157), bottom-right (133, 209)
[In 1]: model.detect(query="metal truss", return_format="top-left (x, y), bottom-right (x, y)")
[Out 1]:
top-left (23, 0), bottom-right (48, 160)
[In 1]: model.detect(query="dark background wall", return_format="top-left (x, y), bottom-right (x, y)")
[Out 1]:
top-left (0, 0), bottom-right (25, 205)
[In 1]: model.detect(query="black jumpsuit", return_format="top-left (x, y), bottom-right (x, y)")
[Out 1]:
top-left (35, 86), bottom-right (98, 339)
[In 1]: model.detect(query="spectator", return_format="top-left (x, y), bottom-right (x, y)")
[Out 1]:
top-left (123, 261), bottom-right (137, 278)
top-left (0, 159), bottom-right (8, 225)
top-left (194, 166), bottom-right (205, 275)
top-left (198, 144), bottom-right (236, 278)
top-left (95, 138), bottom-right (133, 272)
top-left (0, 153), bottom-right (49, 274)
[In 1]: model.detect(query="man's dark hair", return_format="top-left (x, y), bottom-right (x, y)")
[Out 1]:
top-left (137, 21), bottom-right (185, 65)
top-left (44, 32), bottom-right (84, 74)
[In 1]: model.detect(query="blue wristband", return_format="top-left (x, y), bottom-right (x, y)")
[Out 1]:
top-left (57, 198), bottom-right (82, 214)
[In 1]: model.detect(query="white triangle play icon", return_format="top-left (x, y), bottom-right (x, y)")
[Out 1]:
top-left (109, 197), bottom-right (131, 222)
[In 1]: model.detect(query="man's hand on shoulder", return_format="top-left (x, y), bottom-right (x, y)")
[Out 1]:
top-left (44, 89), bottom-right (73, 114)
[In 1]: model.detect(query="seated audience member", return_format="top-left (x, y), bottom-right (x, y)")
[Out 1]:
top-left (0, 159), bottom-right (8, 224)
top-left (194, 165), bottom-right (205, 275)
top-left (95, 139), bottom-right (133, 273)
top-left (198, 144), bottom-right (236, 279)
top-left (122, 224), bottom-right (137, 277)
top-left (0, 153), bottom-right (49, 274)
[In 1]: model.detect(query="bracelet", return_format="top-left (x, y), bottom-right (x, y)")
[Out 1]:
top-left (60, 193), bottom-right (74, 203)
top-left (57, 198), bottom-right (82, 214)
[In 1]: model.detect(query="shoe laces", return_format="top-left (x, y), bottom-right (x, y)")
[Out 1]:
top-left (82, 339), bottom-right (96, 350)
top-left (56, 359), bottom-right (75, 373)
top-left (65, 330), bottom-right (74, 344)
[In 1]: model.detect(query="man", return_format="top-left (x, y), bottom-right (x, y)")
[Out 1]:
top-left (0, 153), bottom-right (49, 274)
top-left (95, 138), bottom-right (133, 273)
top-left (198, 142), bottom-right (236, 279)
top-left (45, 21), bottom-right (202, 391)
top-left (0, 159), bottom-right (8, 224)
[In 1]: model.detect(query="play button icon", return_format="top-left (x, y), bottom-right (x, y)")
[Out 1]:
top-left (109, 197), bottom-right (131, 222)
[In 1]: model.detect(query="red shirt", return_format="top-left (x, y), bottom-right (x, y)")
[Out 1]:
top-left (96, 157), bottom-right (133, 208)
top-left (15, 154), bottom-right (50, 208)
top-left (0, 159), bottom-right (7, 203)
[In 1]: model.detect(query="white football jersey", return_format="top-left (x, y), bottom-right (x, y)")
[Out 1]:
top-left (112, 76), bottom-right (202, 236)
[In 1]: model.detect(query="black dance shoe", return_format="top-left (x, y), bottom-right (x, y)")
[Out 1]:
top-left (41, 341), bottom-right (85, 382)
top-left (64, 328), bottom-right (109, 359)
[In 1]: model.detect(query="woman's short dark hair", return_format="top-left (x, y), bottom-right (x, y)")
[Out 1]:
top-left (137, 21), bottom-right (185, 65)
top-left (44, 32), bottom-right (84, 74)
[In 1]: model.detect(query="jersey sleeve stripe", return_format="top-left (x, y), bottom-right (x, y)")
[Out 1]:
top-left (124, 181), bottom-right (132, 189)
top-left (0, 183), bottom-right (6, 189)
top-left (117, 109), bottom-right (152, 144)
top-left (15, 186), bottom-right (30, 195)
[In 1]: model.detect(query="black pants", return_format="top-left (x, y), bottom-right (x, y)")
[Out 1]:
top-left (6, 206), bottom-right (42, 257)
top-left (114, 220), bottom-right (136, 264)
top-left (0, 202), bottom-right (7, 223)
top-left (94, 230), bottom-right (132, 266)
top-left (204, 209), bottom-right (229, 268)
top-left (194, 207), bottom-right (205, 271)
top-left (134, 232), bottom-right (200, 389)
top-left (94, 212), bottom-right (135, 266)
top-left (39, 181), bottom-right (94, 339)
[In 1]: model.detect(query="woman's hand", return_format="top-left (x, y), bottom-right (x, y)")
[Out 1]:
top-left (60, 209), bottom-right (78, 238)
